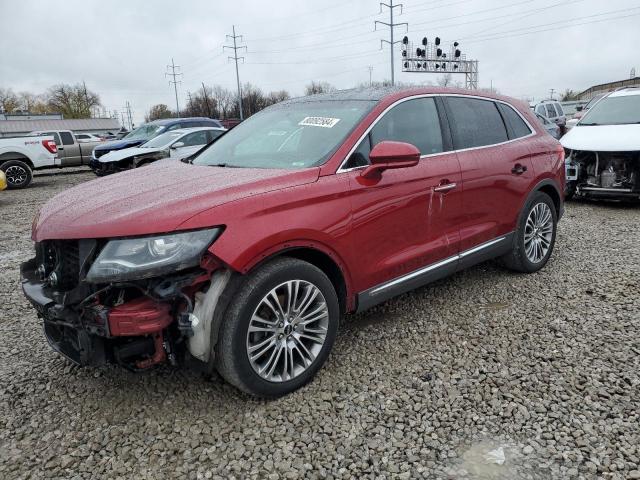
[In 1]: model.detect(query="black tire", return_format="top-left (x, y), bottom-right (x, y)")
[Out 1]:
top-left (501, 191), bottom-right (557, 273)
top-left (1, 160), bottom-right (32, 189)
top-left (215, 257), bottom-right (340, 398)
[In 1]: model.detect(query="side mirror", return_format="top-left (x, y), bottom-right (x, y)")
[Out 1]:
top-left (576, 106), bottom-right (583, 112)
top-left (361, 141), bottom-right (420, 178)
top-left (171, 142), bottom-right (185, 149)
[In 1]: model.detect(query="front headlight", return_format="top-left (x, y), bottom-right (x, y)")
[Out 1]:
top-left (86, 228), bottom-right (221, 283)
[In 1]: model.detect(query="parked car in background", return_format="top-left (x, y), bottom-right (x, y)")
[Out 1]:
top-left (220, 118), bottom-right (242, 129)
top-left (0, 134), bottom-right (58, 188)
top-left (75, 133), bottom-right (103, 143)
top-left (565, 93), bottom-right (606, 130)
top-left (91, 118), bottom-right (223, 161)
top-left (0, 170), bottom-right (6, 191)
top-left (562, 87), bottom-right (640, 200)
top-left (559, 100), bottom-right (587, 120)
top-left (535, 112), bottom-right (561, 139)
top-left (91, 127), bottom-right (226, 175)
top-left (31, 130), bottom-right (101, 167)
top-left (22, 87), bottom-right (564, 397)
top-left (533, 100), bottom-right (566, 129)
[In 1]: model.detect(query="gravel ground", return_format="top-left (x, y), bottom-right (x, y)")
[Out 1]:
top-left (1, 168), bottom-right (639, 479)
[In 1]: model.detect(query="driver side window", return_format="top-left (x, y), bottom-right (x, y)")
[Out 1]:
top-left (344, 97), bottom-right (443, 169)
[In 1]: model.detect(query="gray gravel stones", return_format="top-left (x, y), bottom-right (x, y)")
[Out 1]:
top-left (1, 169), bottom-right (639, 479)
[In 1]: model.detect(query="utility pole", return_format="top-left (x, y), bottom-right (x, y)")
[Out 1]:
top-left (368, 66), bottom-right (374, 86)
top-left (165, 58), bottom-right (182, 116)
top-left (202, 82), bottom-right (212, 118)
top-left (120, 111), bottom-right (126, 129)
top-left (549, 88), bottom-right (556, 100)
top-left (224, 25), bottom-right (247, 120)
top-left (375, 0), bottom-right (407, 86)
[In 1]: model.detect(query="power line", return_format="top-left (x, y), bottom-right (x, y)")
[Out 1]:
top-left (165, 58), bottom-right (182, 116)
top-left (224, 25), bottom-right (247, 120)
top-left (376, 0), bottom-right (408, 85)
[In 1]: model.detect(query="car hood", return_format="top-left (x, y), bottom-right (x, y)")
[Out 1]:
top-left (34, 161), bottom-right (320, 241)
top-left (98, 146), bottom-right (162, 163)
top-left (561, 124), bottom-right (640, 151)
top-left (94, 138), bottom-right (147, 152)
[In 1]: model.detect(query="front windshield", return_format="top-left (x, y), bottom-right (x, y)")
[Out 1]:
top-left (141, 131), bottom-right (183, 148)
top-left (193, 100), bottom-right (376, 169)
top-left (579, 95), bottom-right (640, 126)
top-left (124, 124), bottom-right (166, 141)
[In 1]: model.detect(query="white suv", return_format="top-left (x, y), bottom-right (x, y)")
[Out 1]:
top-left (534, 100), bottom-right (566, 128)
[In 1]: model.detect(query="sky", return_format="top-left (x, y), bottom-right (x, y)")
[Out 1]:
top-left (1, 0), bottom-right (639, 126)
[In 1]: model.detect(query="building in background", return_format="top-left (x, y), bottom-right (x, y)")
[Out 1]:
top-left (578, 76), bottom-right (640, 100)
top-left (0, 115), bottom-right (121, 138)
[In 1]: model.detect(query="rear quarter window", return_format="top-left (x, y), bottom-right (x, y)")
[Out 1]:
top-left (498, 103), bottom-right (532, 139)
top-left (445, 97), bottom-right (508, 149)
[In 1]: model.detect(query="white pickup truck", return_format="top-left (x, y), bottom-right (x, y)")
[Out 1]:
top-left (0, 135), bottom-right (59, 189)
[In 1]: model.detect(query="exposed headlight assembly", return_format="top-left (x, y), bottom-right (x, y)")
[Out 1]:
top-left (86, 228), bottom-right (221, 283)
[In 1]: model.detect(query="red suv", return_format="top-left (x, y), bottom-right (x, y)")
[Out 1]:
top-left (22, 87), bottom-right (564, 397)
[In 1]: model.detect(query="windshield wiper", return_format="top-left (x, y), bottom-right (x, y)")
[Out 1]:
top-left (578, 122), bottom-right (600, 126)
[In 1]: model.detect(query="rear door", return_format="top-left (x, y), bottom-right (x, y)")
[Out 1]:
top-left (443, 96), bottom-right (535, 251)
top-left (344, 96), bottom-right (462, 303)
top-left (57, 131), bottom-right (82, 166)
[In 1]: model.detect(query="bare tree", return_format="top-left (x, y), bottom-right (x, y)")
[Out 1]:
top-left (437, 74), bottom-right (453, 87)
top-left (145, 104), bottom-right (173, 122)
top-left (561, 89), bottom-right (579, 101)
top-left (305, 81), bottom-right (336, 95)
top-left (46, 83), bottom-right (101, 118)
top-left (0, 88), bottom-right (19, 113)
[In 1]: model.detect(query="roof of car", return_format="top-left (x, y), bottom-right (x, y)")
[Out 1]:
top-left (607, 87), bottom-right (640, 98)
top-left (277, 86), bottom-right (522, 107)
top-left (148, 117), bottom-right (221, 126)
top-left (165, 127), bottom-right (226, 135)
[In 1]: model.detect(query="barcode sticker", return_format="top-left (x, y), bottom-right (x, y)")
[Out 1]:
top-left (298, 117), bottom-right (341, 128)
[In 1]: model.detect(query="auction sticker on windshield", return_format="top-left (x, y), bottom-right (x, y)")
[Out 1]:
top-left (299, 117), bottom-right (341, 128)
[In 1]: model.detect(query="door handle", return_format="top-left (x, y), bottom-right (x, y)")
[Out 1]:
top-left (511, 164), bottom-right (527, 175)
top-left (434, 182), bottom-right (457, 193)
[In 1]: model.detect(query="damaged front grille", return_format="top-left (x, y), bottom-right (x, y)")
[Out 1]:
top-left (36, 240), bottom-right (82, 291)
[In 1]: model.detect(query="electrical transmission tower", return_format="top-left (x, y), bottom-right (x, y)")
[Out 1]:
top-left (165, 58), bottom-right (183, 116)
top-left (375, 0), bottom-right (407, 86)
top-left (121, 101), bottom-right (133, 130)
top-left (401, 36), bottom-right (478, 89)
top-left (224, 26), bottom-right (247, 120)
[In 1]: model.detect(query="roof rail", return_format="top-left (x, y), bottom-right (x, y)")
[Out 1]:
top-left (614, 85), bottom-right (640, 91)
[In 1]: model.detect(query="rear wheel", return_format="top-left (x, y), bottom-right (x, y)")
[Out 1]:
top-left (0, 160), bottom-right (32, 189)
top-left (501, 191), bottom-right (557, 273)
top-left (215, 257), bottom-right (339, 397)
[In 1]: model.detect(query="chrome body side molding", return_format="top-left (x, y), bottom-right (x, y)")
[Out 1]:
top-left (356, 233), bottom-right (514, 312)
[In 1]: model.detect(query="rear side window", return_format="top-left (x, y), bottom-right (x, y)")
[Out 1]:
top-left (370, 97), bottom-right (444, 155)
top-left (59, 131), bottom-right (75, 145)
top-left (554, 103), bottom-right (564, 116)
top-left (498, 103), bottom-right (532, 139)
top-left (545, 104), bottom-right (556, 118)
top-left (446, 97), bottom-right (508, 149)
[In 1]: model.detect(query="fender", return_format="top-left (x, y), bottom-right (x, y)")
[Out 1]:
top-left (211, 236), bottom-right (356, 312)
top-left (521, 176), bottom-right (564, 221)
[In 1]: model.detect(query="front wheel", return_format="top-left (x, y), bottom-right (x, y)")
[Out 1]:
top-left (1, 160), bottom-right (33, 189)
top-left (215, 257), bottom-right (340, 397)
top-left (501, 191), bottom-right (557, 273)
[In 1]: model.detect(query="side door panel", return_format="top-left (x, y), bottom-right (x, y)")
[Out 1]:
top-left (58, 131), bottom-right (81, 166)
top-left (444, 97), bottom-right (534, 251)
top-left (343, 97), bottom-right (463, 303)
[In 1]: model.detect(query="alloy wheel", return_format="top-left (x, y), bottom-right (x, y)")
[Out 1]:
top-left (246, 280), bottom-right (329, 383)
top-left (5, 165), bottom-right (27, 186)
top-left (524, 202), bottom-right (554, 264)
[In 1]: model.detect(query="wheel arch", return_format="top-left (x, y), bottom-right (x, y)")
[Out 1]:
top-left (525, 177), bottom-right (563, 219)
top-left (0, 152), bottom-right (34, 170)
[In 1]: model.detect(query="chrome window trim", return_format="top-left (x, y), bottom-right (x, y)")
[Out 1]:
top-left (368, 235), bottom-right (507, 296)
top-left (337, 93), bottom-right (537, 174)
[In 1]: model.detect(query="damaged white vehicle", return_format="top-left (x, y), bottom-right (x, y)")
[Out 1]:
top-left (92, 127), bottom-right (226, 176)
top-left (562, 87), bottom-right (640, 201)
